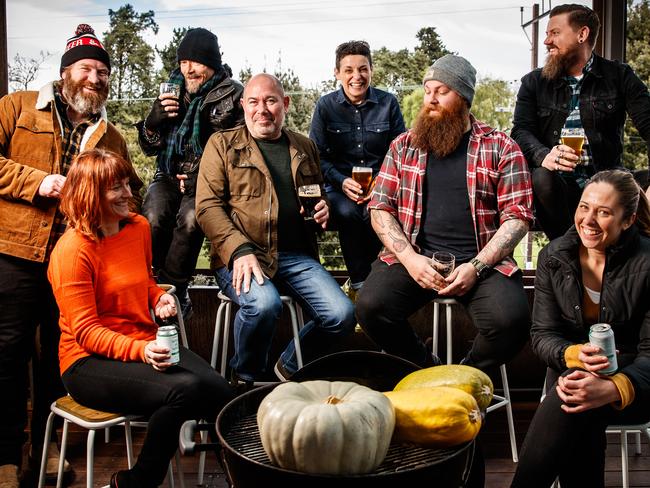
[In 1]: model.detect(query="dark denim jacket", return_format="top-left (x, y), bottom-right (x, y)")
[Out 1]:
top-left (309, 86), bottom-right (406, 188)
top-left (511, 54), bottom-right (650, 172)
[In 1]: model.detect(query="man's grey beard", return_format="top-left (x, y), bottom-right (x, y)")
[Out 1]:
top-left (61, 75), bottom-right (109, 117)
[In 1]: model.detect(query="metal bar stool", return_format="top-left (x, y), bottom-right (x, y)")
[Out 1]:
top-left (210, 291), bottom-right (305, 377)
top-left (37, 396), bottom-right (136, 488)
top-left (432, 297), bottom-right (518, 462)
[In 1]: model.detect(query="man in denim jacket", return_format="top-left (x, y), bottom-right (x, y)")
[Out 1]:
top-left (512, 4), bottom-right (650, 240)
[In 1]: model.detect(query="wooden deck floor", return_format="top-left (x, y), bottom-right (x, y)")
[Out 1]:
top-left (21, 399), bottom-right (650, 487)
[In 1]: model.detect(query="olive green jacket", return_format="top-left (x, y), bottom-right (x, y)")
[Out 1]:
top-left (196, 125), bottom-right (325, 277)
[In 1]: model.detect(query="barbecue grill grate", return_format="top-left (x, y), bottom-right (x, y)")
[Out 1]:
top-left (223, 413), bottom-right (464, 475)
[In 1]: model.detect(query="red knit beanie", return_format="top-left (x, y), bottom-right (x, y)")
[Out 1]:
top-left (60, 24), bottom-right (111, 74)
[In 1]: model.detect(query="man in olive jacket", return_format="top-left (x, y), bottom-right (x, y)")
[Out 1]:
top-left (196, 74), bottom-right (354, 385)
top-left (0, 25), bottom-right (142, 486)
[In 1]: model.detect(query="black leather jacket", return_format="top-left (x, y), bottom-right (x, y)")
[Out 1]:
top-left (511, 54), bottom-right (650, 173)
top-left (137, 72), bottom-right (245, 175)
top-left (531, 226), bottom-right (650, 399)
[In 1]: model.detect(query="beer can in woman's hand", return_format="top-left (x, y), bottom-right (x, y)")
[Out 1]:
top-left (588, 323), bottom-right (618, 375)
top-left (156, 325), bottom-right (180, 366)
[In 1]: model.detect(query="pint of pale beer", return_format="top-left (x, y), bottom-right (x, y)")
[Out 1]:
top-left (560, 127), bottom-right (585, 163)
top-left (298, 184), bottom-right (321, 220)
top-left (352, 166), bottom-right (373, 199)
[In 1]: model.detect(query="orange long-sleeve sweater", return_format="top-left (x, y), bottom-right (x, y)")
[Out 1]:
top-left (48, 214), bottom-right (165, 374)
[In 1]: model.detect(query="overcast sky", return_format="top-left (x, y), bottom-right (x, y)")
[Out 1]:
top-left (7, 0), bottom-right (593, 91)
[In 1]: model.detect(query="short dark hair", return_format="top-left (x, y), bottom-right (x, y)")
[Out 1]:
top-left (550, 4), bottom-right (601, 47)
top-left (335, 41), bottom-right (372, 70)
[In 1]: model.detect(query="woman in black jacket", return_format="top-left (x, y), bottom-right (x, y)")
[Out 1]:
top-left (512, 170), bottom-right (650, 488)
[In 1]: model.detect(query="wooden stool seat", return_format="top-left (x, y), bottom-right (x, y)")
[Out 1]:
top-left (54, 395), bottom-right (123, 423)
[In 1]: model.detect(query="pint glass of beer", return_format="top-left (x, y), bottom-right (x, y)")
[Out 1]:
top-left (160, 82), bottom-right (181, 98)
top-left (352, 166), bottom-right (373, 199)
top-left (298, 184), bottom-right (321, 220)
top-left (560, 127), bottom-right (585, 164)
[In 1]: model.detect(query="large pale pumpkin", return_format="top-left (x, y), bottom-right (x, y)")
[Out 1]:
top-left (394, 364), bottom-right (494, 410)
top-left (384, 386), bottom-right (481, 448)
top-left (257, 380), bottom-right (395, 475)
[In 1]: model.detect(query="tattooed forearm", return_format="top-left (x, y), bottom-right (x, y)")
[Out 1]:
top-left (370, 209), bottom-right (412, 255)
top-left (477, 219), bottom-right (529, 266)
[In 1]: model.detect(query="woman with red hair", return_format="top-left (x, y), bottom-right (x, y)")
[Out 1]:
top-left (48, 149), bottom-right (233, 487)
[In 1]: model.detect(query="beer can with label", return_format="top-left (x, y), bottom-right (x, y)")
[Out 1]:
top-left (588, 323), bottom-right (618, 375)
top-left (156, 325), bottom-right (180, 365)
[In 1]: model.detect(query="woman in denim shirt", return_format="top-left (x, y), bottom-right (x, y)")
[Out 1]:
top-left (309, 41), bottom-right (405, 293)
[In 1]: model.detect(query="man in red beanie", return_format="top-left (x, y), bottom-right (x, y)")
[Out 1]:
top-left (138, 27), bottom-right (244, 321)
top-left (0, 24), bottom-right (142, 487)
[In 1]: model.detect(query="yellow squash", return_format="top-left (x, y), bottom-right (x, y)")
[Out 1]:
top-left (383, 386), bottom-right (481, 448)
top-left (394, 364), bottom-right (494, 410)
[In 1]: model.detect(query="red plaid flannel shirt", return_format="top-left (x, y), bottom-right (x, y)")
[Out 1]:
top-left (369, 116), bottom-right (534, 277)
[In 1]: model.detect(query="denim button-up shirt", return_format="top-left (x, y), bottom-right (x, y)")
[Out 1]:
top-left (309, 86), bottom-right (406, 188)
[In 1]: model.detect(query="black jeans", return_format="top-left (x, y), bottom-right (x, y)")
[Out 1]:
top-left (142, 172), bottom-right (204, 295)
top-left (532, 167), bottom-right (583, 240)
top-left (327, 188), bottom-right (382, 286)
top-left (62, 348), bottom-right (234, 486)
top-left (356, 260), bottom-right (531, 370)
top-left (512, 368), bottom-right (650, 488)
top-left (0, 254), bottom-right (65, 467)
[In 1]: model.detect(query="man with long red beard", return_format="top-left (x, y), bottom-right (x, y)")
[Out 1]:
top-left (357, 54), bottom-right (533, 376)
top-left (512, 3), bottom-right (650, 240)
top-left (0, 24), bottom-right (141, 487)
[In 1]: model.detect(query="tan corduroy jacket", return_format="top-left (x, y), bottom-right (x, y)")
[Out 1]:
top-left (0, 82), bottom-right (142, 262)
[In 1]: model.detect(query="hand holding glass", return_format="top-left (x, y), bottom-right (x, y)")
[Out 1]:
top-left (431, 251), bottom-right (455, 278)
top-left (159, 82), bottom-right (181, 98)
top-left (560, 127), bottom-right (585, 164)
top-left (352, 166), bottom-right (373, 199)
top-left (298, 184), bottom-right (321, 220)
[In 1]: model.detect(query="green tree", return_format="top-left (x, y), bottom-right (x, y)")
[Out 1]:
top-left (471, 77), bottom-right (516, 131)
top-left (103, 4), bottom-right (158, 124)
top-left (401, 88), bottom-right (424, 128)
top-left (415, 27), bottom-right (453, 64)
top-left (371, 26), bottom-right (451, 100)
top-left (156, 27), bottom-right (190, 84)
top-left (624, 0), bottom-right (650, 170)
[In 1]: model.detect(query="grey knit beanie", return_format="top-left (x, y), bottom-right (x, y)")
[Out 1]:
top-left (422, 54), bottom-right (476, 106)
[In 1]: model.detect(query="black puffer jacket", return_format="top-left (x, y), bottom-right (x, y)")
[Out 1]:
top-left (531, 226), bottom-right (650, 399)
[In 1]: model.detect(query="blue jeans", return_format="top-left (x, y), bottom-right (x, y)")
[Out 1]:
top-left (214, 252), bottom-right (355, 381)
top-left (327, 187), bottom-right (382, 286)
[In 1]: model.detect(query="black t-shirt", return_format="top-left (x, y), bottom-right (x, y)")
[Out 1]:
top-left (255, 135), bottom-right (309, 254)
top-left (416, 131), bottom-right (477, 263)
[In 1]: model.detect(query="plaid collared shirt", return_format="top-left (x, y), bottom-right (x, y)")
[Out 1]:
top-left (45, 82), bottom-right (99, 259)
top-left (368, 116), bottom-right (534, 277)
top-left (562, 55), bottom-right (595, 187)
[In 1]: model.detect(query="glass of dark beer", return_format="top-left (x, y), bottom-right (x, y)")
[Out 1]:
top-left (298, 184), bottom-right (321, 220)
top-left (352, 166), bottom-right (373, 199)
